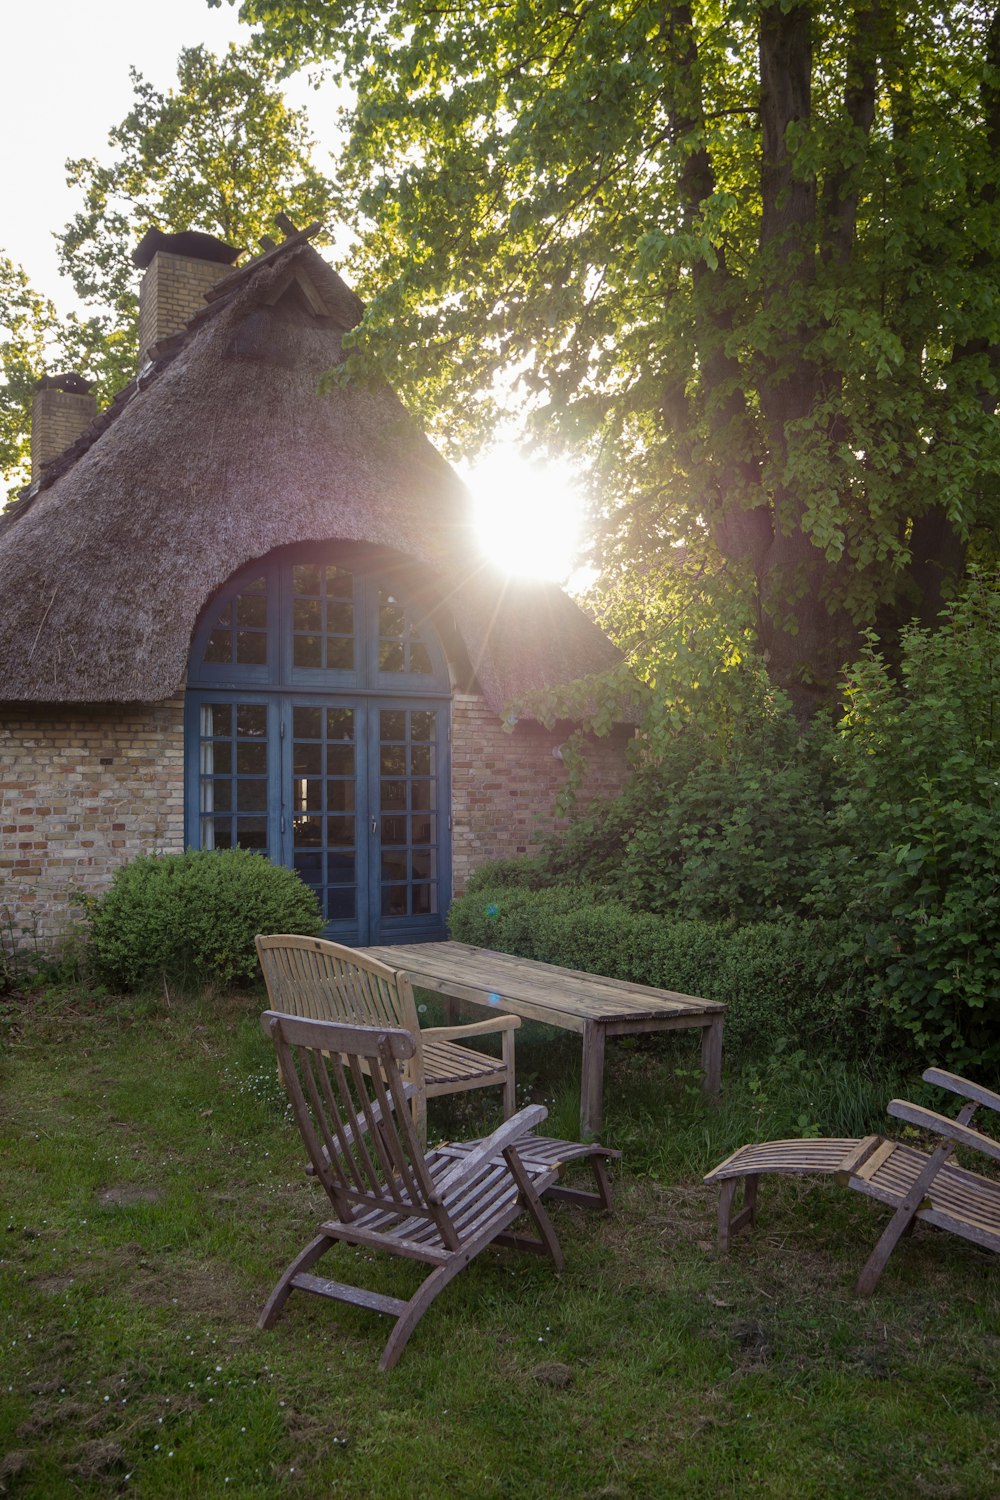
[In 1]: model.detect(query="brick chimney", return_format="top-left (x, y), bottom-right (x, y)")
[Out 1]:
top-left (133, 228), bottom-right (242, 365)
top-left (31, 374), bottom-right (98, 478)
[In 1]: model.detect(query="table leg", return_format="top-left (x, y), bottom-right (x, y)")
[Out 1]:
top-left (701, 1017), bottom-right (723, 1095)
top-left (580, 1021), bottom-right (606, 1139)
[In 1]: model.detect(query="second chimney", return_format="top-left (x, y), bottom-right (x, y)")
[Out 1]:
top-left (31, 374), bottom-right (98, 479)
top-left (133, 229), bottom-right (242, 366)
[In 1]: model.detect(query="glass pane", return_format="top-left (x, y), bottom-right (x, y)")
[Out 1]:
top-left (293, 743), bottom-right (322, 776)
top-left (327, 745), bottom-right (354, 777)
top-left (412, 884), bottom-right (434, 915)
top-left (236, 742), bottom-right (267, 775)
top-left (327, 708), bottom-right (353, 740)
top-left (410, 642), bottom-right (432, 674)
top-left (382, 816), bottom-right (407, 846)
top-left (411, 814), bottom-right (432, 845)
top-left (381, 851), bottom-right (408, 882)
top-left (294, 634), bottom-right (322, 668)
top-left (293, 707), bottom-right (322, 739)
top-left (328, 603), bottom-right (353, 635)
top-left (381, 884), bottom-right (407, 917)
top-left (236, 819), bottom-right (267, 850)
top-left (297, 780), bottom-right (323, 813)
top-left (410, 711), bottom-right (434, 741)
top-left (380, 710), bottom-right (406, 740)
top-left (380, 745), bottom-right (406, 776)
top-left (205, 630), bottom-right (231, 664)
top-left (328, 888), bottom-right (356, 920)
top-left (380, 604), bottom-right (405, 638)
top-left (412, 850), bottom-right (434, 882)
top-left (326, 637), bottom-right (354, 670)
top-left (293, 815), bottom-right (323, 847)
top-left (410, 744), bottom-right (431, 776)
top-left (328, 853), bottom-right (356, 884)
top-left (381, 779), bottom-right (406, 811)
top-left (213, 780), bottom-right (232, 813)
top-left (326, 566), bottom-right (353, 598)
top-left (235, 779), bottom-right (267, 812)
top-left (327, 815), bottom-right (355, 848)
top-left (236, 631), bottom-right (267, 665)
top-left (236, 705), bottom-right (267, 737)
top-left (293, 564), bottom-right (322, 595)
top-left (411, 779), bottom-right (434, 811)
top-left (212, 742), bottom-right (232, 775)
top-left (294, 598), bottom-right (321, 631)
top-left (209, 819), bottom-right (233, 849)
top-left (327, 779), bottom-right (355, 812)
top-left (208, 703), bottom-right (232, 737)
top-left (294, 851), bottom-right (323, 880)
top-left (216, 604), bottom-right (233, 627)
top-left (236, 593), bottom-right (267, 628)
top-left (379, 641), bottom-right (405, 672)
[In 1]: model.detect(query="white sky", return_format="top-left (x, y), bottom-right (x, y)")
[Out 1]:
top-left (0, 0), bottom-right (338, 317)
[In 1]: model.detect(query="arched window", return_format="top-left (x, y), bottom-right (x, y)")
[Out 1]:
top-left (184, 548), bottom-right (452, 944)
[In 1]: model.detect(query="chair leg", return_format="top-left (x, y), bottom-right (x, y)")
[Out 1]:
top-left (500, 1147), bottom-right (565, 1271)
top-left (717, 1174), bottom-right (759, 1253)
top-left (258, 1232), bottom-right (334, 1329)
top-left (379, 1254), bottom-right (475, 1372)
top-left (502, 1028), bottom-right (517, 1119)
top-left (855, 1202), bottom-right (920, 1297)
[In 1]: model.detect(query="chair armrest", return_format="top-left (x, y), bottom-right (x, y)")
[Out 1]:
top-left (434, 1104), bottom-right (547, 1196)
top-left (422, 1015), bottom-right (520, 1043)
top-left (887, 1099), bottom-right (1000, 1166)
top-left (923, 1068), bottom-right (1000, 1117)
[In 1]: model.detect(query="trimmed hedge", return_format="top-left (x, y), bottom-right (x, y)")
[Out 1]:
top-left (89, 847), bottom-right (324, 992)
top-left (449, 884), bottom-right (885, 1061)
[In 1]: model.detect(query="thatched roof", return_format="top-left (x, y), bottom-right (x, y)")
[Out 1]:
top-left (0, 234), bottom-right (619, 712)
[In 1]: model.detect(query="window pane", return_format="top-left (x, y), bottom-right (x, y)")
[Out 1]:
top-left (380, 711), bottom-right (406, 740)
top-left (212, 741), bottom-right (232, 775)
top-left (327, 745), bottom-right (354, 777)
top-left (380, 603), bottom-right (405, 637)
top-left (236, 819), bottom-right (267, 850)
top-left (380, 745), bottom-right (405, 777)
top-left (327, 779), bottom-right (355, 812)
top-left (293, 815), bottom-right (323, 847)
top-left (379, 642), bottom-right (405, 672)
top-left (327, 708), bottom-right (353, 740)
top-left (294, 634), bottom-right (322, 668)
top-left (293, 707), bottom-right (322, 739)
top-left (412, 850), bottom-right (434, 882)
top-left (410, 642), bottom-right (432, 674)
top-left (236, 631), bottom-right (267, 665)
top-left (382, 816), bottom-right (407, 846)
top-left (410, 711), bottom-right (434, 741)
top-left (293, 564), bottom-right (322, 595)
top-left (381, 884), bottom-right (407, 917)
top-left (236, 742), bottom-right (267, 775)
top-left (328, 853), bottom-right (356, 884)
top-left (328, 603), bottom-right (353, 635)
top-left (212, 780), bottom-right (232, 813)
top-left (205, 630), bottom-right (232, 664)
top-left (381, 851), bottom-right (408, 882)
top-left (236, 705), bottom-right (267, 737)
top-left (236, 593), bottom-right (267, 628)
top-left (412, 884), bottom-right (434, 915)
top-left (326, 637), bottom-right (354, 669)
top-left (209, 819), bottom-right (234, 849)
top-left (327, 815), bottom-right (355, 848)
top-left (235, 779), bottom-right (267, 812)
top-left (410, 744), bottom-right (431, 776)
top-left (381, 779), bottom-right (406, 811)
top-left (411, 779), bottom-right (434, 811)
top-left (294, 598), bottom-right (321, 631)
top-left (326, 566), bottom-right (353, 598)
top-left (293, 743), bottom-right (322, 777)
top-left (411, 815), bottom-right (432, 845)
top-left (208, 703), bottom-right (232, 737)
top-left (328, 888), bottom-right (356, 920)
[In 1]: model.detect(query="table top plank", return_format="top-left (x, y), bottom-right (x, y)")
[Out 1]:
top-left (361, 941), bottom-right (723, 1026)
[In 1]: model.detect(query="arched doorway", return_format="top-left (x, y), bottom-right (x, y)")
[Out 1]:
top-left (184, 547), bottom-right (452, 944)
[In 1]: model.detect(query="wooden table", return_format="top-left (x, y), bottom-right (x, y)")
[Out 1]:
top-left (361, 941), bottom-right (724, 1137)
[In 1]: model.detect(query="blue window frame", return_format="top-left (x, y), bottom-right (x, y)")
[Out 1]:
top-left (185, 550), bottom-right (452, 944)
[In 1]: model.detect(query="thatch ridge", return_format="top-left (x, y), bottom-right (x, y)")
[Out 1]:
top-left (0, 239), bottom-right (619, 712)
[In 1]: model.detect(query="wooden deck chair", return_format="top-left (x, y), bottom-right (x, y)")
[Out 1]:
top-left (255, 934), bottom-right (518, 1141)
top-left (704, 1068), bottom-right (1000, 1295)
top-left (258, 1011), bottom-right (570, 1371)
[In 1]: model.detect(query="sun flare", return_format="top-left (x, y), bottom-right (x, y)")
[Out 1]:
top-left (465, 451), bottom-right (585, 582)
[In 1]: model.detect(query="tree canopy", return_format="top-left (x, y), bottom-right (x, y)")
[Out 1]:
top-left (229, 0), bottom-right (1000, 708)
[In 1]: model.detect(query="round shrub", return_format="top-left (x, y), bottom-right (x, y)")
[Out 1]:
top-left (89, 848), bottom-right (324, 992)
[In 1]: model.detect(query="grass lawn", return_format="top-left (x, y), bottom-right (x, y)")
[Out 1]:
top-left (2, 985), bottom-right (999, 1498)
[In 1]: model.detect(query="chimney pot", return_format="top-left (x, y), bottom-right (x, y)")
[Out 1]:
top-left (135, 229), bottom-right (243, 366)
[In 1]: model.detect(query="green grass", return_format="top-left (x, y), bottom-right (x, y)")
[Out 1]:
top-left (2, 986), bottom-right (1000, 1497)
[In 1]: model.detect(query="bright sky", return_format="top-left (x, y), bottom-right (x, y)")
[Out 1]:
top-left (0, 2), bottom-right (590, 582)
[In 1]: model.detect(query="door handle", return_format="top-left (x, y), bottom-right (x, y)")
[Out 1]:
top-left (371, 817), bottom-right (378, 836)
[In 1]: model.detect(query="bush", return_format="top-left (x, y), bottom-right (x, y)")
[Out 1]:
top-left (449, 885), bottom-right (884, 1062)
top-left (463, 857), bottom-right (551, 895)
top-left (89, 848), bottom-right (324, 992)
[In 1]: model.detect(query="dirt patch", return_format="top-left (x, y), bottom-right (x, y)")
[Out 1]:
top-left (30, 1274), bottom-right (75, 1296)
top-left (129, 1257), bottom-right (256, 1322)
top-left (70, 1439), bottom-right (124, 1479)
top-left (97, 1186), bottom-right (162, 1207)
top-left (0, 1451), bottom-right (31, 1494)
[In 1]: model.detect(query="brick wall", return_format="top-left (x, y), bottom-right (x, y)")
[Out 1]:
top-left (0, 699), bottom-right (185, 949)
top-left (138, 252), bottom-right (227, 363)
top-left (0, 691), bottom-right (630, 952)
top-left (451, 693), bottom-right (631, 894)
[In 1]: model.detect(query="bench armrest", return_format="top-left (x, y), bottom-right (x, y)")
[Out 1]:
top-left (887, 1099), bottom-right (1000, 1166)
top-left (422, 1014), bottom-right (520, 1043)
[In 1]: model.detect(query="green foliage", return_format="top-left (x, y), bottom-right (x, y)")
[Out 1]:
top-left (449, 885), bottom-right (881, 1063)
top-left (59, 44), bottom-right (337, 331)
top-left (233, 0), bottom-right (1000, 702)
top-left (88, 847), bottom-right (323, 992)
top-left (463, 856), bottom-right (551, 895)
top-left (829, 575), bottom-right (1000, 1066)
